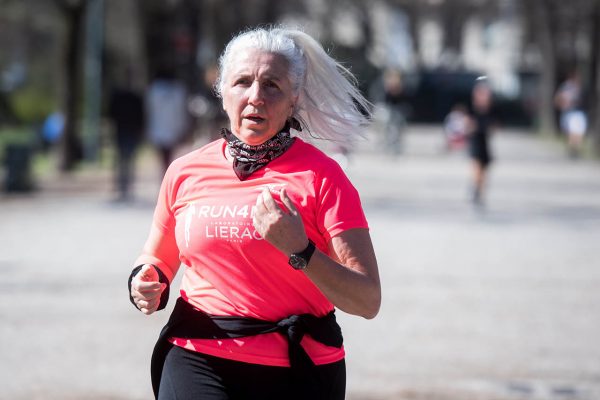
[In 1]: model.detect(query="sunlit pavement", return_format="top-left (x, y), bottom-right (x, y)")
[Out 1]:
top-left (1, 125), bottom-right (599, 399)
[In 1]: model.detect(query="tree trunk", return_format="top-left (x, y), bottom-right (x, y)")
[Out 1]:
top-left (526, 0), bottom-right (558, 135)
top-left (404, 2), bottom-right (422, 69)
top-left (590, 0), bottom-right (600, 155)
top-left (440, 1), bottom-right (467, 58)
top-left (55, 1), bottom-right (86, 171)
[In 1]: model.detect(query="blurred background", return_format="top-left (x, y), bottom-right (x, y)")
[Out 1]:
top-left (1, 0), bottom-right (600, 399)
top-left (0, 0), bottom-right (599, 171)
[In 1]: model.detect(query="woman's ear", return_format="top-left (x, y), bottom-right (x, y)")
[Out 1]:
top-left (289, 97), bottom-right (298, 117)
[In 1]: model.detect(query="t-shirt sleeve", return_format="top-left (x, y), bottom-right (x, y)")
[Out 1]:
top-left (315, 162), bottom-right (369, 242)
top-left (153, 162), bottom-right (179, 233)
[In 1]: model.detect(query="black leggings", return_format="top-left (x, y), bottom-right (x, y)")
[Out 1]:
top-left (158, 345), bottom-right (346, 400)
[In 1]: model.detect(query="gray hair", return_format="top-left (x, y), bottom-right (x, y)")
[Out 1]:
top-left (215, 26), bottom-right (371, 144)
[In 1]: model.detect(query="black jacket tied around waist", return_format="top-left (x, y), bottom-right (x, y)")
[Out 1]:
top-left (150, 297), bottom-right (344, 399)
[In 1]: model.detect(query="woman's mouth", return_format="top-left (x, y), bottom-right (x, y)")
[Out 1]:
top-left (244, 115), bottom-right (265, 123)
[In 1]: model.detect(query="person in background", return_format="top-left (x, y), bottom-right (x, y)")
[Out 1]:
top-left (554, 70), bottom-right (587, 158)
top-left (369, 68), bottom-right (409, 157)
top-left (41, 111), bottom-right (65, 151)
top-left (128, 27), bottom-right (381, 400)
top-left (467, 80), bottom-right (495, 206)
top-left (108, 68), bottom-right (145, 201)
top-left (146, 68), bottom-right (189, 175)
top-left (443, 103), bottom-right (469, 151)
top-left (379, 68), bottom-right (408, 156)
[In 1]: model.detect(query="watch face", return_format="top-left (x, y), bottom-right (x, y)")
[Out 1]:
top-left (289, 254), bottom-right (307, 270)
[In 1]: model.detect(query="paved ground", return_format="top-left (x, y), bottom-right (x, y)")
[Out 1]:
top-left (1, 125), bottom-right (599, 400)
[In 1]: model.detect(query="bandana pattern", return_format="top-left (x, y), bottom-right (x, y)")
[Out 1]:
top-left (221, 120), bottom-right (297, 181)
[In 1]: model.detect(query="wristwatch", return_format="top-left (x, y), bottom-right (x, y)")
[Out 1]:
top-left (288, 240), bottom-right (316, 270)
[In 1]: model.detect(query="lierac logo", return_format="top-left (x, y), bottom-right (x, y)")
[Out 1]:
top-left (183, 183), bottom-right (288, 246)
top-left (184, 202), bottom-right (262, 246)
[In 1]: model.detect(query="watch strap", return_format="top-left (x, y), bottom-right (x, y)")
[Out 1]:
top-left (289, 239), bottom-right (316, 270)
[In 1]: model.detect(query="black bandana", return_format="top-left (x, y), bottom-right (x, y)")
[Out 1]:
top-left (221, 119), bottom-right (299, 180)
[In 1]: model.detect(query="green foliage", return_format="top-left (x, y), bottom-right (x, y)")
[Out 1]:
top-left (0, 126), bottom-right (35, 146)
top-left (9, 86), bottom-right (56, 124)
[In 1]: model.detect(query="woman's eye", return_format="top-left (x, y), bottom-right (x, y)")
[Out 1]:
top-left (234, 78), bottom-right (250, 85)
top-left (264, 81), bottom-right (279, 89)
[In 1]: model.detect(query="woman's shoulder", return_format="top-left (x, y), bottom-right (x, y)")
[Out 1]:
top-left (291, 138), bottom-right (342, 168)
top-left (286, 138), bottom-right (350, 184)
top-left (167, 139), bottom-right (225, 173)
top-left (175, 139), bottom-right (223, 161)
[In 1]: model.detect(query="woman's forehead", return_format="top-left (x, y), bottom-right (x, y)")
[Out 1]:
top-left (228, 49), bottom-right (290, 78)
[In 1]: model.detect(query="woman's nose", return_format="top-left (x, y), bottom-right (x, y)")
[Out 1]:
top-left (248, 81), bottom-right (264, 105)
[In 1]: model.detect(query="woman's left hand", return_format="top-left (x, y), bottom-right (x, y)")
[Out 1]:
top-left (255, 187), bottom-right (381, 319)
top-left (253, 187), bottom-right (308, 256)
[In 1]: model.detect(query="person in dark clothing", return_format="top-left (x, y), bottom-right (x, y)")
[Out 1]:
top-left (108, 83), bottom-right (145, 201)
top-left (467, 81), bottom-right (494, 206)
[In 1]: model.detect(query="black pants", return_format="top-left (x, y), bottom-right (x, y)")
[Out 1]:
top-left (158, 345), bottom-right (346, 400)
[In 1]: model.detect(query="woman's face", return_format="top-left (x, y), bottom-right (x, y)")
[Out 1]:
top-left (222, 49), bottom-right (296, 145)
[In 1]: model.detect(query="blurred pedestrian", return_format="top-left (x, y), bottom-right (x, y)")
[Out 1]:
top-left (382, 68), bottom-right (408, 156)
top-left (554, 70), bottom-right (587, 158)
top-left (41, 111), bottom-right (65, 151)
top-left (370, 68), bottom-right (408, 157)
top-left (108, 70), bottom-right (145, 202)
top-left (128, 27), bottom-right (380, 400)
top-left (466, 81), bottom-right (495, 206)
top-left (443, 103), bottom-right (469, 151)
top-left (146, 69), bottom-right (189, 175)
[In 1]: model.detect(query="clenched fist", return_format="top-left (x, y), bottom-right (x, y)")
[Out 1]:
top-left (252, 187), bottom-right (308, 256)
top-left (130, 264), bottom-right (166, 315)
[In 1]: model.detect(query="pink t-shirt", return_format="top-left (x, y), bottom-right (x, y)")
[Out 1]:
top-left (148, 138), bottom-right (368, 366)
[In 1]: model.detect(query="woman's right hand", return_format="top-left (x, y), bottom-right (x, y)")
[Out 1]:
top-left (130, 264), bottom-right (166, 315)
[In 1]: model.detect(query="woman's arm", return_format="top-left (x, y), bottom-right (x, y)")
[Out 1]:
top-left (130, 224), bottom-right (181, 314)
top-left (253, 188), bottom-right (381, 319)
top-left (134, 223), bottom-right (181, 281)
top-left (306, 228), bottom-right (381, 319)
